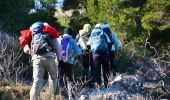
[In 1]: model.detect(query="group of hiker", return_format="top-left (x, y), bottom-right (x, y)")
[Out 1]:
top-left (19, 21), bottom-right (119, 100)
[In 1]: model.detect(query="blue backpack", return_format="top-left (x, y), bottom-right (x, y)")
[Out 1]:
top-left (58, 35), bottom-right (72, 62)
top-left (90, 28), bottom-right (109, 52)
top-left (30, 22), bottom-right (54, 55)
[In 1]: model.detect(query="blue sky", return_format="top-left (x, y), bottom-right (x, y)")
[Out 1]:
top-left (56, 0), bottom-right (64, 8)
top-left (35, 0), bottom-right (64, 9)
top-left (29, 0), bottom-right (64, 14)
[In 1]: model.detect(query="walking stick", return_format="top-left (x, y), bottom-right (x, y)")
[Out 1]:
top-left (55, 58), bottom-right (60, 95)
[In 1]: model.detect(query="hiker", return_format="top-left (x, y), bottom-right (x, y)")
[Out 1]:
top-left (22, 22), bottom-right (61, 100)
top-left (57, 27), bottom-right (82, 99)
top-left (101, 22), bottom-right (119, 76)
top-left (76, 24), bottom-right (95, 88)
top-left (87, 23), bottom-right (111, 88)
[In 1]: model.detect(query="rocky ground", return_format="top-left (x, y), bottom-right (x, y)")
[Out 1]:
top-left (78, 73), bottom-right (170, 100)
top-left (0, 73), bottom-right (170, 100)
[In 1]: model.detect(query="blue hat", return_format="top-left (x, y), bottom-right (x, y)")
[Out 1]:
top-left (101, 23), bottom-right (109, 29)
top-left (30, 21), bottom-right (44, 34)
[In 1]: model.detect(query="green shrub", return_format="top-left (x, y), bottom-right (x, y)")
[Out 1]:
top-left (0, 87), bottom-right (5, 96)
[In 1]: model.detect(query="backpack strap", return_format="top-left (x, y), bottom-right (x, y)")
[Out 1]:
top-left (45, 37), bottom-right (56, 53)
top-left (103, 32), bottom-right (112, 50)
top-left (103, 28), bottom-right (114, 45)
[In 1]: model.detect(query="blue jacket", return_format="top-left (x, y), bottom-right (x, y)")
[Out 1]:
top-left (57, 34), bottom-right (82, 64)
top-left (87, 27), bottom-right (110, 56)
top-left (110, 31), bottom-right (119, 51)
top-left (101, 23), bottom-right (119, 52)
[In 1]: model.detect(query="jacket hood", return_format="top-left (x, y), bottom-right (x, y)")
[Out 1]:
top-left (101, 23), bottom-right (109, 29)
top-left (62, 34), bottom-right (72, 39)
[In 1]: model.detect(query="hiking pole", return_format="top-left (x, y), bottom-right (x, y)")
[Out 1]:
top-left (114, 52), bottom-right (119, 74)
top-left (55, 58), bottom-right (60, 95)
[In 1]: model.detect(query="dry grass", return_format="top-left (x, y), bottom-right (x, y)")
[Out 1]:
top-left (39, 87), bottom-right (65, 100)
top-left (0, 85), bottom-right (31, 100)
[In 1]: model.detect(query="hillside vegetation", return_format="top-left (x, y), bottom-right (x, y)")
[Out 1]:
top-left (0, 0), bottom-right (170, 99)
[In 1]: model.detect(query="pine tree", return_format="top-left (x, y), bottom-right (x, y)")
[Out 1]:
top-left (0, 0), bottom-right (34, 33)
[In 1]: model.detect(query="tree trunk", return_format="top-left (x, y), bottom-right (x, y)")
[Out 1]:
top-left (135, 15), bottom-right (143, 33)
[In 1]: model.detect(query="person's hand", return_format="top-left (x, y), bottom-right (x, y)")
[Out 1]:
top-left (23, 45), bottom-right (31, 54)
top-left (59, 60), bottom-right (63, 67)
top-left (77, 55), bottom-right (83, 64)
top-left (87, 45), bottom-right (91, 50)
top-left (84, 48), bottom-right (89, 53)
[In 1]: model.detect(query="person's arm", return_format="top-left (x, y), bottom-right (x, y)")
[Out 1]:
top-left (71, 39), bottom-right (82, 56)
top-left (78, 37), bottom-right (87, 50)
top-left (71, 39), bottom-right (82, 63)
top-left (53, 39), bottom-right (62, 61)
top-left (75, 34), bottom-right (80, 42)
top-left (86, 31), bottom-right (94, 52)
top-left (111, 32), bottom-right (119, 51)
top-left (86, 33), bottom-right (92, 46)
top-left (77, 30), bottom-right (87, 50)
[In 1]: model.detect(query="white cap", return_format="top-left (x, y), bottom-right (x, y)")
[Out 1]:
top-left (43, 22), bottom-right (49, 26)
top-left (83, 24), bottom-right (91, 29)
top-left (95, 23), bottom-right (102, 28)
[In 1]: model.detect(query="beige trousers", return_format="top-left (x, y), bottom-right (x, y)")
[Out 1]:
top-left (30, 57), bottom-right (57, 100)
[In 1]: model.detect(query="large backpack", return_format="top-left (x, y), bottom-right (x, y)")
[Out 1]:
top-left (19, 30), bottom-right (32, 48)
top-left (78, 30), bottom-right (90, 50)
top-left (90, 28), bottom-right (109, 52)
top-left (102, 27), bottom-right (115, 51)
top-left (80, 32), bottom-right (90, 45)
top-left (103, 27), bottom-right (113, 43)
top-left (30, 22), bottom-right (54, 55)
top-left (57, 35), bottom-right (72, 62)
top-left (42, 25), bottom-right (59, 38)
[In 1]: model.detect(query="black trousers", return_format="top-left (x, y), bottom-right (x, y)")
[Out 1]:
top-left (82, 52), bottom-right (95, 86)
top-left (59, 62), bottom-right (73, 82)
top-left (110, 51), bottom-right (117, 76)
top-left (92, 55), bottom-right (110, 88)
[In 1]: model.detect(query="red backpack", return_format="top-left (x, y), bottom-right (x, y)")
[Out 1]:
top-left (42, 25), bottom-right (59, 38)
top-left (19, 25), bottom-right (60, 48)
top-left (18, 30), bottom-right (32, 48)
